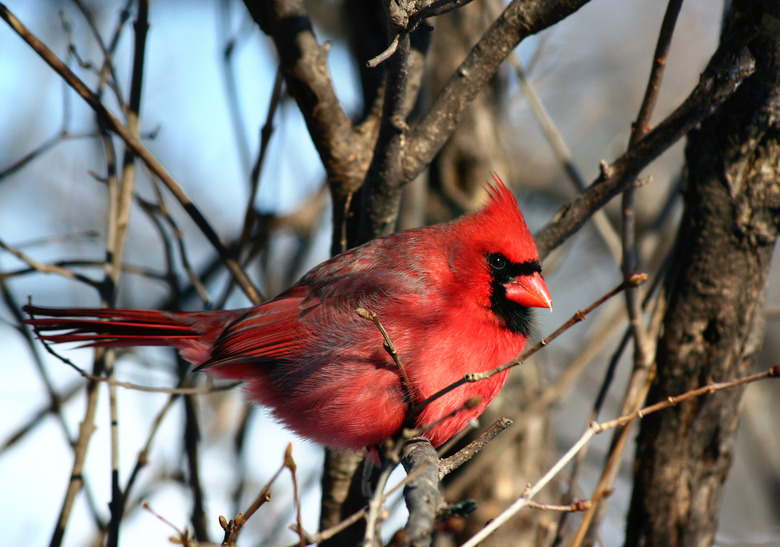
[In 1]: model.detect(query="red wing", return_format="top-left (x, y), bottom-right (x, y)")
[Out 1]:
top-left (200, 285), bottom-right (317, 369)
top-left (201, 265), bottom-right (428, 372)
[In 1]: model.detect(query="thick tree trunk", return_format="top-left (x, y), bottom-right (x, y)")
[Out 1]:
top-left (625, 2), bottom-right (780, 546)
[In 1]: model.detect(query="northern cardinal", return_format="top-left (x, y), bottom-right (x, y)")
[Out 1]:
top-left (23, 175), bottom-right (551, 451)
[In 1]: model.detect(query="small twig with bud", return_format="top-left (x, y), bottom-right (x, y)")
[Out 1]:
top-left (142, 501), bottom-right (196, 546)
top-left (438, 417), bottom-right (513, 480)
top-left (356, 307), bottom-right (415, 404)
top-left (287, 446), bottom-right (305, 547)
top-left (527, 499), bottom-right (594, 512)
top-left (220, 443), bottom-right (298, 546)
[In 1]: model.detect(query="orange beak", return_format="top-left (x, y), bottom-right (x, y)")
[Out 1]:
top-left (504, 272), bottom-right (552, 310)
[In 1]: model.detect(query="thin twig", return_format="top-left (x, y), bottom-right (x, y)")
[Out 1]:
top-left (366, 33), bottom-right (399, 68)
top-left (572, 4), bottom-right (684, 543)
top-left (218, 0), bottom-right (252, 175)
top-left (364, 459), bottom-right (396, 545)
top-left (221, 443), bottom-right (290, 544)
top-left (461, 364), bottom-right (780, 547)
top-left (233, 65), bottom-right (284, 277)
top-left (0, 4), bottom-right (262, 304)
top-left (229, 406), bottom-right (254, 519)
top-left (0, 238), bottom-right (98, 287)
top-left (142, 501), bottom-right (193, 544)
top-left (356, 307), bottom-right (415, 405)
top-left (182, 392), bottom-right (209, 541)
top-left (438, 417), bottom-right (513, 480)
top-left (0, 130), bottom-right (66, 179)
top-left (122, 392), bottom-right (179, 503)
top-left (286, 445), bottom-right (306, 547)
top-left (137, 195), bottom-right (212, 307)
top-left (0, 381), bottom-right (80, 454)
top-left (629, 0), bottom-right (684, 147)
top-left (527, 499), bottom-right (594, 512)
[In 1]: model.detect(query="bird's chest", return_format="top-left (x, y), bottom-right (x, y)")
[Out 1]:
top-left (403, 307), bottom-right (525, 400)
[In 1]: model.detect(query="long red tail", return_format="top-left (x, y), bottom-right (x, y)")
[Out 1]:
top-left (22, 304), bottom-right (244, 365)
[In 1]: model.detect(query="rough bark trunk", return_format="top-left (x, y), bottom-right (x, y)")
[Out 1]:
top-left (625, 2), bottom-right (780, 546)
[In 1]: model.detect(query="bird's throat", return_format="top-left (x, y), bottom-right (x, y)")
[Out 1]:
top-left (489, 282), bottom-right (534, 336)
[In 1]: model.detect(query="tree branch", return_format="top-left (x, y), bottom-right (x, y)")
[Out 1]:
top-left (462, 365), bottom-right (780, 546)
top-left (534, 40), bottom-right (756, 259)
top-left (400, 439), bottom-right (443, 547)
top-left (402, 0), bottom-right (592, 182)
top-left (241, 0), bottom-right (380, 199)
top-left (0, 3), bottom-right (262, 305)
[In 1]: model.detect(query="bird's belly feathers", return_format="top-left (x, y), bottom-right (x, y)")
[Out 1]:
top-left (223, 350), bottom-right (408, 450)
top-left (209, 307), bottom-right (526, 451)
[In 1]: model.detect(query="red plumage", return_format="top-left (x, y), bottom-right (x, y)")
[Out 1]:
top-left (23, 175), bottom-right (551, 451)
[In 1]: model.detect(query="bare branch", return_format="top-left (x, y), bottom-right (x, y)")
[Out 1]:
top-left (400, 439), bottom-right (443, 547)
top-left (0, 3), bottom-right (262, 305)
top-left (461, 365), bottom-right (780, 546)
top-left (403, 0), bottom-right (592, 182)
top-left (438, 417), bottom-right (513, 480)
top-left (535, 43), bottom-right (756, 258)
top-left (241, 0), bottom-right (378, 197)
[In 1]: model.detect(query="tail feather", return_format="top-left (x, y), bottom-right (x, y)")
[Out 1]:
top-left (22, 305), bottom-right (238, 365)
top-left (23, 305), bottom-right (189, 322)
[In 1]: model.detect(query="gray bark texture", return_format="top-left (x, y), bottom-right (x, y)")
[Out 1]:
top-left (625, 2), bottom-right (780, 546)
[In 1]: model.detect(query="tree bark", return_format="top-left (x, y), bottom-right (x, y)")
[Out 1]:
top-left (625, 2), bottom-right (780, 546)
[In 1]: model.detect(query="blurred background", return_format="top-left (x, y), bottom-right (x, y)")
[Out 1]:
top-left (1, 0), bottom-right (778, 545)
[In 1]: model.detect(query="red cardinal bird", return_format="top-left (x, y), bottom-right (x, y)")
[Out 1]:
top-left (24, 176), bottom-right (551, 451)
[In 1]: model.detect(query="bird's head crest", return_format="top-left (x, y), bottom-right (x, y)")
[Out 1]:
top-left (459, 174), bottom-right (539, 265)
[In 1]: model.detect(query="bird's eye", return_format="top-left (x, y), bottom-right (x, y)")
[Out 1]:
top-left (487, 253), bottom-right (507, 270)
